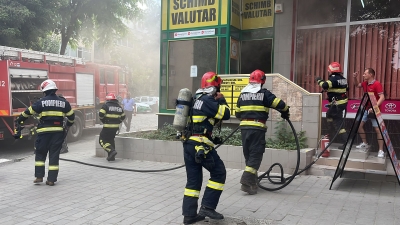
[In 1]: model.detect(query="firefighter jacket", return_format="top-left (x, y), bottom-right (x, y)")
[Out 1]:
top-left (17, 93), bottom-right (75, 134)
top-left (188, 93), bottom-right (230, 145)
top-left (235, 89), bottom-right (288, 129)
top-left (317, 73), bottom-right (348, 105)
top-left (99, 100), bottom-right (125, 129)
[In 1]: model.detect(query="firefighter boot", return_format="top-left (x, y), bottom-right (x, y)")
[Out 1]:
top-left (240, 172), bottom-right (257, 195)
top-left (107, 150), bottom-right (117, 162)
top-left (33, 177), bottom-right (43, 183)
top-left (46, 181), bottom-right (55, 186)
top-left (198, 206), bottom-right (224, 220)
top-left (183, 215), bottom-right (206, 224)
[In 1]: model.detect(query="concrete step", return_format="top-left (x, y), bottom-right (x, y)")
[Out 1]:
top-left (308, 164), bottom-right (398, 182)
top-left (327, 143), bottom-right (370, 160)
top-left (314, 152), bottom-right (387, 171)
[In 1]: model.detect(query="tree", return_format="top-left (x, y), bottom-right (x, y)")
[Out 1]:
top-left (0, 0), bottom-right (59, 49)
top-left (55, 0), bottom-right (143, 55)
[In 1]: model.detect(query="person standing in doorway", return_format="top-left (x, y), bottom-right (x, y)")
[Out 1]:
top-left (121, 92), bottom-right (135, 132)
top-left (353, 68), bottom-right (385, 157)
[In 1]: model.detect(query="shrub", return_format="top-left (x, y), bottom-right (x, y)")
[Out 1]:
top-left (122, 120), bottom-right (308, 150)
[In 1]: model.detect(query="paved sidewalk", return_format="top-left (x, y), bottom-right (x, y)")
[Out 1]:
top-left (1, 134), bottom-right (400, 225)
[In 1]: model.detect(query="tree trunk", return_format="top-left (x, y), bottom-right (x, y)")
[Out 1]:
top-left (59, 36), bottom-right (69, 55)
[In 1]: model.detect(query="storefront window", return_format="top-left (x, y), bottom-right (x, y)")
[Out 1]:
top-left (167, 38), bottom-right (217, 109)
top-left (297, 0), bottom-right (347, 26)
top-left (160, 42), bottom-right (167, 109)
top-left (351, 0), bottom-right (400, 21)
top-left (295, 27), bottom-right (346, 93)
top-left (348, 22), bottom-right (400, 100)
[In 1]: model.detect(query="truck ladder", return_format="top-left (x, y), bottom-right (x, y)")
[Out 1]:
top-left (0, 45), bottom-right (84, 65)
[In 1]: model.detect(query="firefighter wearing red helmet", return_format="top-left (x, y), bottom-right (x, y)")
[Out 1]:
top-left (235, 70), bottom-right (290, 195)
top-left (315, 62), bottom-right (348, 150)
top-left (14, 79), bottom-right (75, 186)
top-left (181, 71), bottom-right (230, 224)
top-left (98, 93), bottom-right (125, 161)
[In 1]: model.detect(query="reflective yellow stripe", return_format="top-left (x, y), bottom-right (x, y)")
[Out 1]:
top-left (67, 119), bottom-right (74, 123)
top-left (99, 109), bottom-right (106, 114)
top-left (103, 124), bottom-right (120, 128)
top-left (245, 166), bottom-right (257, 174)
top-left (206, 75), bottom-right (218, 83)
top-left (121, 113), bottom-right (125, 117)
top-left (271, 98), bottom-right (280, 108)
top-left (28, 106), bottom-right (36, 115)
top-left (239, 121), bottom-right (267, 128)
top-left (339, 129), bottom-right (346, 134)
top-left (35, 161), bottom-right (45, 166)
top-left (189, 136), bottom-right (215, 147)
top-left (240, 105), bottom-right (268, 112)
top-left (206, 180), bottom-right (224, 191)
top-left (41, 111), bottom-right (64, 117)
top-left (235, 106), bottom-right (241, 112)
top-left (66, 110), bottom-right (74, 116)
top-left (327, 118), bottom-right (333, 122)
top-left (36, 127), bottom-right (64, 133)
top-left (328, 88), bottom-right (347, 93)
top-left (105, 114), bottom-right (121, 118)
top-left (22, 112), bottom-right (29, 118)
top-left (192, 116), bottom-right (206, 123)
top-left (48, 165), bottom-right (59, 170)
top-left (282, 105), bottom-right (289, 111)
top-left (327, 80), bottom-right (333, 88)
top-left (184, 188), bottom-right (200, 197)
top-left (214, 105), bottom-right (226, 119)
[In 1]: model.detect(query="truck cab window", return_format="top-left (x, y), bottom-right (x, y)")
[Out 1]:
top-left (100, 69), bottom-right (105, 84)
top-left (106, 70), bottom-right (114, 84)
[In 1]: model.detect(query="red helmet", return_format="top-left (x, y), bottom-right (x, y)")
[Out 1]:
top-left (249, 69), bottom-right (266, 84)
top-left (106, 93), bottom-right (116, 100)
top-left (328, 62), bottom-right (342, 73)
top-left (201, 72), bottom-right (222, 89)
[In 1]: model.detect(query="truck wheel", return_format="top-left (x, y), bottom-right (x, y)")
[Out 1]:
top-left (68, 116), bottom-right (83, 142)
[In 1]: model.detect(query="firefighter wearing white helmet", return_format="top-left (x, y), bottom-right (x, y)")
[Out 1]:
top-left (15, 79), bottom-right (75, 186)
top-left (98, 93), bottom-right (126, 162)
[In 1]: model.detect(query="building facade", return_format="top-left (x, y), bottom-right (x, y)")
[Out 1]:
top-left (159, 0), bottom-right (400, 153)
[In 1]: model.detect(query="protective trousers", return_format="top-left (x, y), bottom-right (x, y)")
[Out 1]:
top-left (326, 103), bottom-right (348, 143)
top-left (34, 132), bottom-right (65, 182)
top-left (99, 128), bottom-right (118, 152)
top-left (182, 140), bottom-right (226, 217)
top-left (240, 129), bottom-right (266, 185)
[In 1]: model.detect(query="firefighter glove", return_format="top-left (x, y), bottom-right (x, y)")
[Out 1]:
top-left (213, 137), bottom-right (222, 145)
top-left (315, 77), bottom-right (322, 82)
top-left (281, 109), bottom-right (290, 120)
top-left (13, 120), bottom-right (24, 139)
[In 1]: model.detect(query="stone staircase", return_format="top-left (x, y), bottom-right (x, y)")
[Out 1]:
top-left (309, 143), bottom-right (397, 182)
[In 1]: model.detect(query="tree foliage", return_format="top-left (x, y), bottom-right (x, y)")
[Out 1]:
top-left (0, 0), bottom-right (59, 49)
top-left (56, 0), bottom-right (143, 55)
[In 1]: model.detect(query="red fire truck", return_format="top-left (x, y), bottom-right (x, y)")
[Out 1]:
top-left (0, 46), bottom-right (129, 143)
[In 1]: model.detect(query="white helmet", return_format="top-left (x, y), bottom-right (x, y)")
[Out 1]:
top-left (40, 79), bottom-right (58, 92)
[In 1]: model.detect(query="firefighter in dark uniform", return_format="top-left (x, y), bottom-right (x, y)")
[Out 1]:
top-left (14, 79), bottom-right (75, 186)
top-left (235, 69), bottom-right (290, 195)
top-left (182, 72), bottom-right (230, 224)
top-left (99, 93), bottom-right (125, 161)
top-left (315, 62), bottom-right (349, 150)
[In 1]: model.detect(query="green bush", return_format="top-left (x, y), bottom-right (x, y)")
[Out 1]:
top-left (266, 120), bottom-right (308, 150)
top-left (122, 120), bottom-right (308, 150)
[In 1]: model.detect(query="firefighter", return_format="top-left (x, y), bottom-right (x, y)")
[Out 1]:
top-left (235, 69), bottom-right (290, 195)
top-left (182, 72), bottom-right (230, 224)
top-left (315, 62), bottom-right (349, 150)
top-left (14, 79), bottom-right (75, 186)
top-left (98, 93), bottom-right (125, 161)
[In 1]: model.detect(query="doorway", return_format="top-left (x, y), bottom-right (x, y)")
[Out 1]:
top-left (240, 39), bottom-right (273, 74)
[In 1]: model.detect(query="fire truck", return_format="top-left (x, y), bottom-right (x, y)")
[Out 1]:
top-left (0, 46), bottom-right (129, 143)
